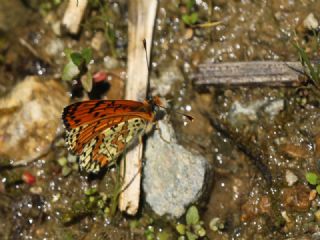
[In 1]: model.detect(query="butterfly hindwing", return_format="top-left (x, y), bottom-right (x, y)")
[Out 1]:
top-left (78, 117), bottom-right (147, 173)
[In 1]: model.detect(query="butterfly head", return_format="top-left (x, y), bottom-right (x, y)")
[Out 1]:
top-left (146, 96), bottom-right (194, 122)
top-left (146, 96), bottom-right (163, 109)
top-left (144, 96), bottom-right (165, 121)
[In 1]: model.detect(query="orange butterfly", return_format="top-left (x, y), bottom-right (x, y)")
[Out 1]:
top-left (62, 97), bottom-right (164, 173)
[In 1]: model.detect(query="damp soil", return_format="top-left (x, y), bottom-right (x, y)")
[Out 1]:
top-left (0, 0), bottom-right (320, 239)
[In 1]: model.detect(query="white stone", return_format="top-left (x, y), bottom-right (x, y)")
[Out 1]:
top-left (285, 170), bottom-right (298, 186)
top-left (303, 13), bottom-right (319, 30)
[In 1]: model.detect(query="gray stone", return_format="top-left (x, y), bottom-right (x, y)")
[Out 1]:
top-left (143, 120), bottom-right (210, 218)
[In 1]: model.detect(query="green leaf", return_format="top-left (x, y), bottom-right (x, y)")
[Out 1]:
top-left (189, 12), bottom-right (198, 24)
top-left (182, 13), bottom-right (198, 25)
top-left (186, 0), bottom-right (196, 10)
top-left (293, 42), bottom-right (320, 86)
top-left (62, 166), bottom-right (72, 177)
top-left (157, 229), bottom-right (173, 240)
top-left (209, 217), bottom-right (220, 231)
top-left (62, 60), bottom-right (80, 81)
top-left (306, 172), bottom-right (318, 185)
top-left (57, 157), bottom-right (67, 166)
top-left (84, 187), bottom-right (97, 196)
top-left (182, 14), bottom-right (191, 25)
top-left (196, 226), bottom-right (206, 237)
top-left (80, 71), bottom-right (93, 92)
top-left (176, 223), bottom-right (186, 235)
top-left (186, 231), bottom-right (198, 240)
top-left (186, 206), bottom-right (200, 225)
top-left (70, 52), bottom-right (83, 66)
top-left (316, 185), bottom-right (320, 194)
top-left (81, 48), bottom-right (92, 65)
top-left (64, 48), bottom-right (72, 58)
top-left (63, 232), bottom-right (74, 240)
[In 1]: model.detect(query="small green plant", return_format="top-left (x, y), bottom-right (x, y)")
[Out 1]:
top-left (293, 32), bottom-right (320, 92)
top-left (40, 0), bottom-right (62, 13)
top-left (180, 0), bottom-right (221, 28)
top-left (181, 0), bottom-right (198, 26)
top-left (208, 217), bottom-right (224, 232)
top-left (86, 2), bottom-right (118, 57)
top-left (176, 205), bottom-right (207, 240)
top-left (144, 226), bottom-right (156, 240)
top-left (57, 155), bottom-right (78, 177)
top-left (306, 172), bottom-right (320, 193)
top-left (62, 48), bottom-right (93, 92)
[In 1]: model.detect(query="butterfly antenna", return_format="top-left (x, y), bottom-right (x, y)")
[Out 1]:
top-left (158, 105), bottom-right (194, 122)
top-left (143, 39), bottom-right (151, 99)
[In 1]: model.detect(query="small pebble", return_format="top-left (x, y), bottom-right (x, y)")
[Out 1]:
top-left (30, 186), bottom-right (43, 195)
top-left (280, 144), bottom-right (309, 159)
top-left (285, 170), bottom-right (298, 186)
top-left (309, 189), bottom-right (317, 201)
top-left (314, 134), bottom-right (320, 158)
top-left (303, 13), bottom-right (319, 30)
top-left (281, 211), bottom-right (291, 223)
top-left (314, 209), bottom-right (320, 222)
top-left (91, 31), bottom-right (105, 51)
top-left (184, 28), bottom-right (194, 40)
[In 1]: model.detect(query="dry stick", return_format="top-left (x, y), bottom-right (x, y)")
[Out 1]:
top-left (194, 61), bottom-right (306, 87)
top-left (62, 0), bottom-right (88, 34)
top-left (119, 0), bottom-right (158, 215)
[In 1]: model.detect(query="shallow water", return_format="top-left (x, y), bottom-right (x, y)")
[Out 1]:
top-left (0, 0), bottom-right (320, 239)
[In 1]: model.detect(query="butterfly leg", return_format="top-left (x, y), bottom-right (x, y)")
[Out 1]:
top-left (119, 136), bottom-right (143, 193)
top-left (154, 122), bottom-right (171, 144)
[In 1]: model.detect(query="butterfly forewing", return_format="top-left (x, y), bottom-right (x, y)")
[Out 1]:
top-left (62, 100), bottom-right (154, 173)
top-left (63, 100), bottom-right (151, 130)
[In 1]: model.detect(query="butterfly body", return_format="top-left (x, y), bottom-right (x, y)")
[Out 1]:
top-left (62, 97), bottom-right (162, 173)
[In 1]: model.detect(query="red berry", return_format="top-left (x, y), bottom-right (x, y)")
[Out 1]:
top-left (22, 172), bottom-right (36, 185)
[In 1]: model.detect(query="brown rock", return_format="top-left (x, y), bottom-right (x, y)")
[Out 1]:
top-left (282, 185), bottom-right (311, 212)
top-left (314, 133), bottom-right (320, 158)
top-left (258, 196), bottom-right (271, 214)
top-left (0, 76), bottom-right (69, 165)
top-left (241, 195), bottom-right (271, 221)
top-left (280, 143), bottom-right (310, 159)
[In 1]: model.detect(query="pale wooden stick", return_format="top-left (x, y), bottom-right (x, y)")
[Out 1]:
top-left (119, 0), bottom-right (158, 215)
top-left (62, 0), bottom-right (88, 34)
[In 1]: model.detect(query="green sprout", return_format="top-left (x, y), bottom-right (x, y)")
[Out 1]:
top-left (56, 155), bottom-right (79, 177)
top-left (293, 32), bottom-right (320, 93)
top-left (60, 187), bottom-right (113, 225)
top-left (86, 2), bottom-right (118, 57)
top-left (209, 217), bottom-right (224, 232)
top-left (176, 205), bottom-right (207, 240)
top-left (306, 172), bottom-right (320, 194)
top-left (180, 0), bottom-right (221, 28)
top-left (40, 0), bottom-right (61, 13)
top-left (181, 0), bottom-right (198, 26)
top-left (144, 226), bottom-right (156, 240)
top-left (62, 48), bottom-right (93, 92)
